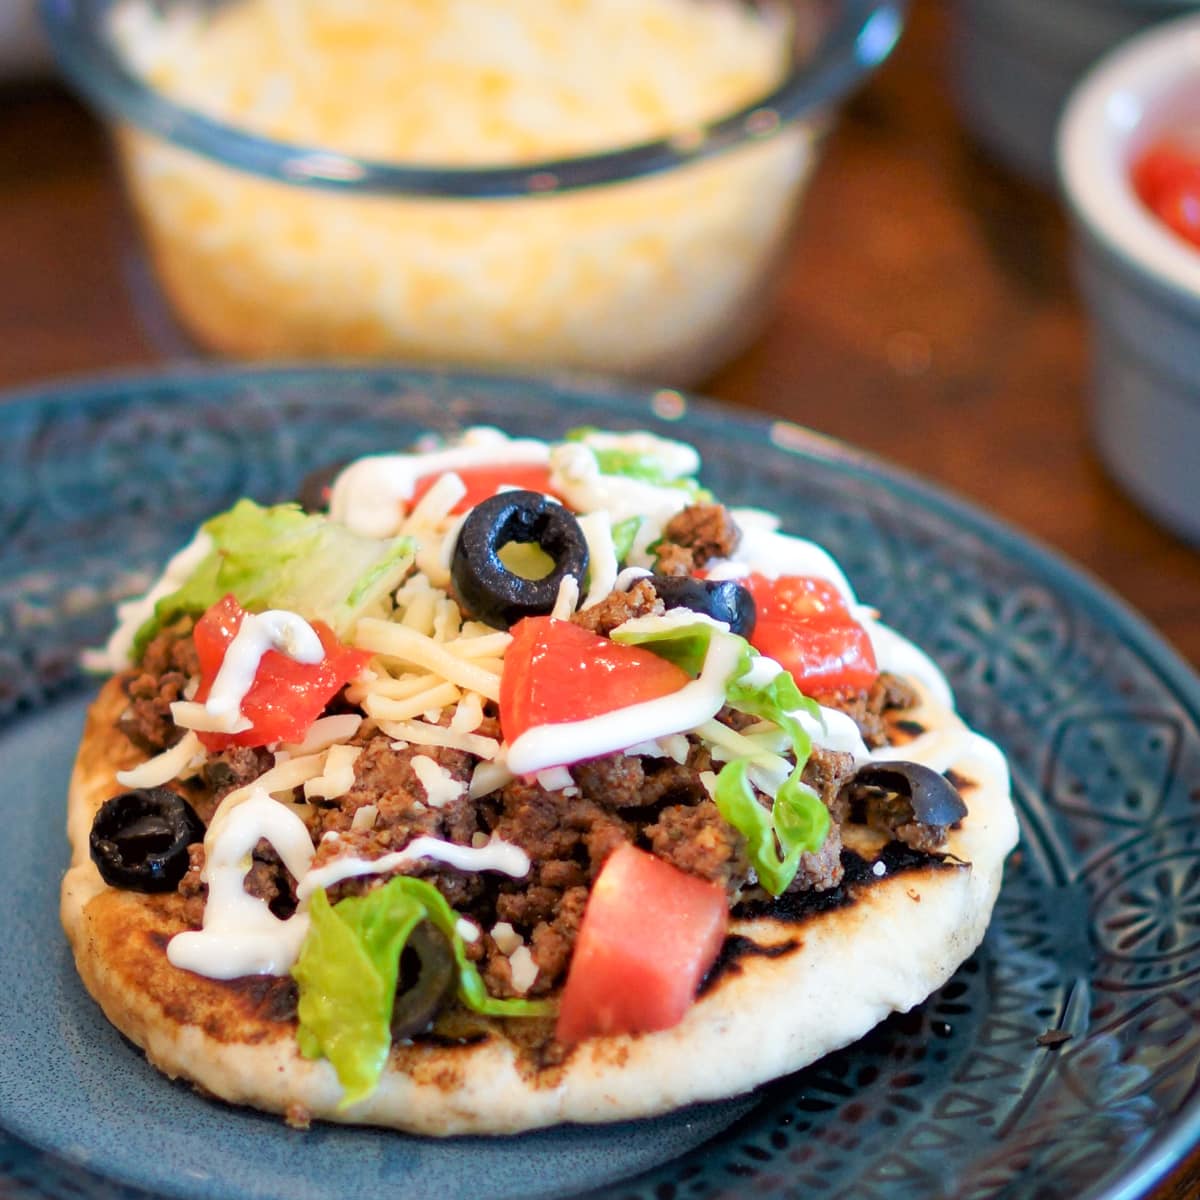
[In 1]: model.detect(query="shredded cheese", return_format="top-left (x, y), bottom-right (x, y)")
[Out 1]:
top-left (354, 619), bottom-right (503, 701)
top-left (281, 713), bottom-right (362, 755)
top-left (410, 755), bottom-right (465, 810)
top-left (115, 730), bottom-right (205, 789)
top-left (380, 719), bottom-right (501, 760)
top-left (361, 681), bottom-right (462, 723)
top-left (550, 574), bottom-right (580, 620)
top-left (350, 804), bottom-right (379, 832)
top-left (508, 945), bottom-right (539, 996)
top-left (169, 700), bottom-right (252, 735)
top-left (303, 744), bottom-right (362, 802)
top-left (491, 923), bottom-right (521, 956)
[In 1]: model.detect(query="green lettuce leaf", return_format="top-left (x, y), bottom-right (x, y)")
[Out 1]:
top-left (293, 877), bottom-right (551, 1107)
top-left (131, 499), bottom-right (413, 659)
top-left (726, 666), bottom-right (820, 754)
top-left (717, 656), bottom-right (829, 896)
top-left (713, 761), bottom-right (830, 896)
top-left (292, 886), bottom-right (424, 1107)
top-left (611, 618), bottom-right (739, 678)
top-left (564, 427), bottom-right (711, 499)
top-left (610, 516), bottom-right (641, 565)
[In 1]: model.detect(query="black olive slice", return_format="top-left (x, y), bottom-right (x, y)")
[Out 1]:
top-left (89, 787), bottom-right (206, 893)
top-left (851, 761), bottom-right (968, 828)
top-left (451, 490), bottom-right (589, 629)
top-left (648, 574), bottom-right (756, 638)
top-left (295, 459), bottom-right (350, 512)
top-left (391, 921), bottom-right (458, 1040)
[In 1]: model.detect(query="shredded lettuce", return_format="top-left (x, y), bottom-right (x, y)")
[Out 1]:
top-left (717, 663), bottom-right (829, 895)
top-left (714, 762), bottom-right (830, 896)
top-left (611, 617), bottom-right (736, 678)
top-left (131, 499), bottom-right (413, 659)
top-left (565, 426), bottom-right (711, 499)
top-left (293, 877), bottom-right (551, 1107)
top-left (611, 516), bottom-right (641, 565)
top-left (615, 620), bottom-right (829, 896)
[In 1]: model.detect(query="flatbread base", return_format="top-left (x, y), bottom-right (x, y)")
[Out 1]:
top-left (61, 676), bottom-right (1019, 1135)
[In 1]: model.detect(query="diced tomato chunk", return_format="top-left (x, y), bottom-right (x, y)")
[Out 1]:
top-left (556, 845), bottom-right (728, 1045)
top-left (408, 463), bottom-right (558, 515)
top-left (192, 595), bottom-right (370, 750)
top-left (498, 616), bottom-right (690, 744)
top-left (740, 573), bottom-right (878, 694)
top-left (1132, 140), bottom-right (1200, 249)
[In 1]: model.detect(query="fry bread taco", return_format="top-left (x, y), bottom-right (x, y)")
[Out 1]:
top-left (62, 426), bottom-right (1019, 1135)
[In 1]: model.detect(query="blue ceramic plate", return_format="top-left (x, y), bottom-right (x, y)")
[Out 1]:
top-left (2, 366), bottom-right (1198, 1200)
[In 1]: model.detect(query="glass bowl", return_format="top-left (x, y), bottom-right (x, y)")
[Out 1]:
top-left (42, 0), bottom-right (905, 384)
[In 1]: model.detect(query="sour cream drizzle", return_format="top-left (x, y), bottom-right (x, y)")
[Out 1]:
top-left (330, 428), bottom-right (551, 539)
top-left (168, 786), bottom-right (315, 979)
top-left (204, 609), bottom-right (325, 731)
top-left (505, 627), bottom-right (745, 775)
top-left (296, 836), bottom-right (530, 901)
top-left (706, 510), bottom-right (856, 604)
top-left (548, 441), bottom-right (691, 566)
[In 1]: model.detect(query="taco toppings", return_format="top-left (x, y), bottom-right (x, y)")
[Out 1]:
top-left (65, 424), bottom-right (1017, 1131)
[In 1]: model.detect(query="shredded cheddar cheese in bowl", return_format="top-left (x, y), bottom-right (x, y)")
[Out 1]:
top-left (95, 0), bottom-right (831, 380)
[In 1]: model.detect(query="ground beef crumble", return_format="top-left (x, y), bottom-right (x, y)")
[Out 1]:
top-left (655, 503), bottom-right (741, 572)
top-left (569, 578), bottom-right (663, 636)
top-left (117, 618), bottom-right (199, 754)
top-left (813, 672), bottom-right (919, 748)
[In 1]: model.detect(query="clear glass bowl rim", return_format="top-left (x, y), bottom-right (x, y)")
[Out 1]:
top-left (41, 0), bottom-right (907, 198)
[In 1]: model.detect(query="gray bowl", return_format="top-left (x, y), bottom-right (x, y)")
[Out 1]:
top-left (1059, 14), bottom-right (1200, 543)
top-left (951, 0), bottom-right (1197, 186)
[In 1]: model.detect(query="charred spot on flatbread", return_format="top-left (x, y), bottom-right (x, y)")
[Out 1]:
top-left (699, 934), bottom-right (802, 996)
top-left (887, 717), bottom-right (928, 745)
top-left (733, 844), bottom-right (966, 927)
top-left (944, 768), bottom-right (975, 799)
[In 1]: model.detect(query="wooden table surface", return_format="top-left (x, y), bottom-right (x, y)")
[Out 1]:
top-left (3, 1), bottom-right (1198, 1195)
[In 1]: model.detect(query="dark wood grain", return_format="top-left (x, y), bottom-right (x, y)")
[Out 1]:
top-left (1, 1), bottom-right (1198, 1192)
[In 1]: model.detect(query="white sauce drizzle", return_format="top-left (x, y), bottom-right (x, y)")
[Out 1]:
top-left (505, 628), bottom-right (744, 775)
top-left (168, 793), bottom-right (530, 978)
top-left (329, 428), bottom-right (550, 538)
top-left (167, 787), bottom-right (315, 979)
top-left (295, 835), bottom-right (530, 902)
top-left (204, 609), bottom-right (324, 731)
top-left (146, 427), bottom-right (1007, 987)
top-left (548, 441), bottom-right (693, 565)
top-left (860, 614), bottom-right (955, 710)
top-left (614, 566), bottom-right (652, 591)
top-left (707, 518), bottom-right (856, 603)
